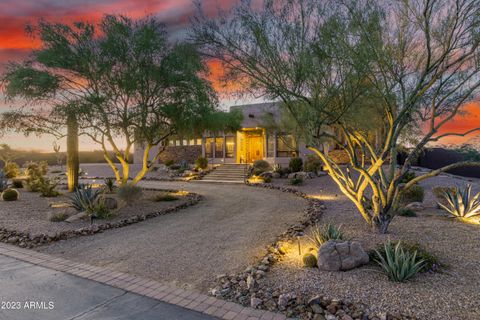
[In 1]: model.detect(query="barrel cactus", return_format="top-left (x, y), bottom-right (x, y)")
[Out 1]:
top-left (2, 188), bottom-right (19, 201)
top-left (302, 253), bottom-right (317, 268)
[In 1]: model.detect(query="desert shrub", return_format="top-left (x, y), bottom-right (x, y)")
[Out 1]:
top-left (69, 185), bottom-right (101, 211)
top-left (0, 171), bottom-right (8, 192)
top-left (252, 160), bottom-right (271, 175)
top-left (39, 178), bottom-right (61, 197)
top-left (400, 171), bottom-right (416, 184)
top-left (164, 159), bottom-right (175, 167)
top-left (279, 167), bottom-right (291, 177)
top-left (373, 241), bottom-right (426, 282)
top-left (3, 162), bottom-right (20, 178)
top-left (12, 179), bottom-right (24, 188)
top-left (116, 183), bottom-right (142, 204)
top-left (195, 156), bottom-right (208, 170)
top-left (152, 193), bottom-right (179, 202)
top-left (48, 211), bottom-right (68, 222)
top-left (179, 160), bottom-right (190, 171)
top-left (289, 157), bottom-right (303, 173)
top-left (432, 186), bottom-right (456, 200)
top-left (88, 199), bottom-right (111, 219)
top-left (2, 188), bottom-right (19, 201)
top-left (307, 223), bottom-right (344, 249)
top-left (23, 161), bottom-right (48, 192)
top-left (289, 177), bottom-right (303, 185)
top-left (104, 178), bottom-right (115, 193)
top-left (438, 184), bottom-right (480, 221)
top-left (397, 208), bottom-right (416, 217)
top-left (401, 185), bottom-right (424, 203)
top-left (302, 253), bottom-right (317, 268)
top-left (304, 155), bottom-right (322, 173)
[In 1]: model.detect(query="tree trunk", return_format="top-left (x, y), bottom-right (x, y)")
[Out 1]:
top-left (66, 113), bottom-right (79, 192)
top-left (372, 212), bottom-right (392, 234)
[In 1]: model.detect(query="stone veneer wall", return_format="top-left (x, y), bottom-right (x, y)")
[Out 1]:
top-left (158, 145), bottom-right (202, 164)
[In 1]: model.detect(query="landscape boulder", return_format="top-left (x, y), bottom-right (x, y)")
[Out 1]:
top-left (405, 202), bottom-right (424, 211)
top-left (288, 171), bottom-right (315, 180)
top-left (317, 240), bottom-right (369, 271)
top-left (65, 211), bottom-right (89, 223)
top-left (259, 171), bottom-right (274, 179)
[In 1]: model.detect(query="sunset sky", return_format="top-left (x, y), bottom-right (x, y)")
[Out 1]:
top-left (0, 0), bottom-right (479, 152)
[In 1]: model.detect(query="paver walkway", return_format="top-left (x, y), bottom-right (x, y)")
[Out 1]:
top-left (39, 181), bottom-right (306, 291)
top-left (0, 252), bottom-right (213, 320)
top-left (0, 243), bottom-right (286, 320)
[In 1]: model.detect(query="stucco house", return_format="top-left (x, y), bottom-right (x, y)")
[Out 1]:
top-left (133, 102), bottom-right (333, 166)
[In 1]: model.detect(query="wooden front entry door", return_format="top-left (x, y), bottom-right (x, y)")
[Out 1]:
top-left (246, 135), bottom-right (264, 163)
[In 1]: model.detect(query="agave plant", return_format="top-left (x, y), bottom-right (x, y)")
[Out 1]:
top-left (272, 164), bottom-right (281, 173)
top-left (374, 241), bottom-right (425, 282)
top-left (307, 223), bottom-right (344, 249)
top-left (438, 184), bottom-right (480, 221)
top-left (68, 184), bottom-right (101, 211)
top-left (0, 170), bottom-right (8, 192)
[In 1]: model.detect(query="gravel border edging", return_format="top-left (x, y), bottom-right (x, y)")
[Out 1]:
top-left (0, 187), bottom-right (203, 249)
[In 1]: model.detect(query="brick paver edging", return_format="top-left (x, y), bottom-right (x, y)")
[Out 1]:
top-left (0, 187), bottom-right (202, 249)
top-left (0, 243), bottom-right (287, 320)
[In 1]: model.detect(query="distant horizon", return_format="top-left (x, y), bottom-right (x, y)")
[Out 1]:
top-left (0, 0), bottom-right (479, 152)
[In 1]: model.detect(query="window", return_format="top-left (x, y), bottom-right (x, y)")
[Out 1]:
top-left (205, 138), bottom-right (214, 158)
top-left (225, 136), bottom-right (235, 158)
top-left (189, 139), bottom-right (195, 146)
top-left (276, 134), bottom-right (297, 157)
top-left (183, 139), bottom-right (188, 146)
top-left (196, 138), bottom-right (202, 146)
top-left (176, 140), bottom-right (181, 146)
top-left (266, 133), bottom-right (275, 158)
top-left (215, 137), bottom-right (224, 158)
top-left (168, 140), bottom-right (175, 147)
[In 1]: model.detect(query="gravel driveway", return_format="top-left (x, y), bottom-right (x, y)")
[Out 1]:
top-left (38, 181), bottom-right (306, 291)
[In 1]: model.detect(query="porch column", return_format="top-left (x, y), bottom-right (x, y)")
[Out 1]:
top-left (223, 132), bottom-right (226, 162)
top-left (273, 131), bottom-right (278, 163)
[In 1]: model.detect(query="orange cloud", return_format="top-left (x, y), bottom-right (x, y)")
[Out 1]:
top-left (434, 102), bottom-right (480, 145)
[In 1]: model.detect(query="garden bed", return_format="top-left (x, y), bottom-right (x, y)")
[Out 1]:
top-left (0, 187), bottom-right (202, 248)
top-left (213, 174), bottom-right (480, 320)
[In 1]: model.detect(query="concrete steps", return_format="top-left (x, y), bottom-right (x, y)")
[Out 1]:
top-left (198, 164), bottom-right (248, 183)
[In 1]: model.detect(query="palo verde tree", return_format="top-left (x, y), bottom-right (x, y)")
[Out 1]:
top-left (75, 15), bottom-right (234, 185)
top-left (192, 0), bottom-right (480, 233)
top-left (0, 19), bottom-right (98, 192)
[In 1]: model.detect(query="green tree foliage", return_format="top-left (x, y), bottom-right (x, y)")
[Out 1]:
top-left (2, 15), bottom-right (241, 185)
top-left (192, 0), bottom-right (480, 233)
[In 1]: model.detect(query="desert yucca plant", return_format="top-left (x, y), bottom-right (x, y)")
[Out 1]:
top-left (308, 223), bottom-right (344, 249)
top-left (69, 184), bottom-right (101, 211)
top-left (438, 184), bottom-right (480, 221)
top-left (374, 241), bottom-right (425, 282)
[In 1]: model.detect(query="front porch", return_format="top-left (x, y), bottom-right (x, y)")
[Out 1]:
top-left (202, 128), bottom-right (299, 166)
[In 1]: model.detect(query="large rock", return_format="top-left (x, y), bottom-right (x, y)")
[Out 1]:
top-left (405, 202), bottom-right (424, 211)
top-left (259, 171), bottom-right (273, 179)
top-left (317, 240), bottom-right (369, 271)
top-left (65, 211), bottom-right (89, 223)
top-left (287, 171), bottom-right (316, 180)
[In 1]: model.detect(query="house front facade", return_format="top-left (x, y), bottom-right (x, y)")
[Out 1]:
top-left (133, 102), bottom-right (333, 166)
